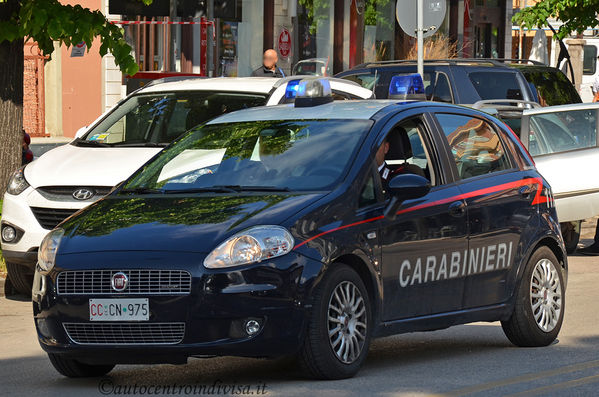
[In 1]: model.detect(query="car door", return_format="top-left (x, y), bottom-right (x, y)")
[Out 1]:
top-left (378, 111), bottom-right (469, 321)
top-left (521, 103), bottom-right (599, 223)
top-left (434, 112), bottom-right (535, 308)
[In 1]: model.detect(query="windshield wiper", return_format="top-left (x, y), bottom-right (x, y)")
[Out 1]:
top-left (219, 185), bottom-right (292, 192)
top-left (120, 187), bottom-right (164, 195)
top-left (163, 186), bottom-right (239, 194)
top-left (112, 142), bottom-right (169, 147)
top-left (72, 138), bottom-right (111, 147)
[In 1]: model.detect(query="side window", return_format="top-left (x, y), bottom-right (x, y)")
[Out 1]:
top-left (528, 109), bottom-right (597, 155)
top-left (342, 73), bottom-right (379, 91)
top-left (431, 73), bottom-right (453, 103)
top-left (383, 118), bottom-right (436, 186)
top-left (436, 114), bottom-right (511, 179)
top-left (359, 173), bottom-right (377, 207)
top-left (584, 45), bottom-right (597, 75)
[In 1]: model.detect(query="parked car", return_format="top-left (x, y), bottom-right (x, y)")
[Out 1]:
top-left (32, 78), bottom-right (566, 380)
top-left (518, 102), bottom-right (599, 252)
top-left (1, 76), bottom-right (373, 294)
top-left (506, 61), bottom-right (582, 106)
top-left (293, 58), bottom-right (331, 77)
top-left (336, 59), bottom-right (536, 104)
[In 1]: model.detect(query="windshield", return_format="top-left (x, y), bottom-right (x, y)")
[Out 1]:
top-left (78, 91), bottom-right (268, 147)
top-left (122, 119), bottom-right (373, 192)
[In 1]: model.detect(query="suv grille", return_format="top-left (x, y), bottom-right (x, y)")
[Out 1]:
top-left (56, 270), bottom-right (193, 295)
top-left (30, 207), bottom-right (78, 229)
top-left (63, 323), bottom-right (185, 345)
top-left (37, 186), bottom-right (112, 201)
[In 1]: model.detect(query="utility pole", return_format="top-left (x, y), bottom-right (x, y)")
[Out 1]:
top-left (207, 0), bottom-right (214, 77)
top-left (417, 0), bottom-right (424, 79)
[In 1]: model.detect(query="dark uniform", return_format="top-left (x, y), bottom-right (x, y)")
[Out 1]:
top-left (251, 65), bottom-right (285, 78)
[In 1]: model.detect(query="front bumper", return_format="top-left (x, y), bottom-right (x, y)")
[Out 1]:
top-left (1, 189), bottom-right (91, 268)
top-left (32, 251), bottom-right (324, 365)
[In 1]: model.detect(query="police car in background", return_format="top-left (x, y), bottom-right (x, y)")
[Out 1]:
top-left (32, 77), bottom-right (566, 380)
top-left (1, 76), bottom-right (372, 295)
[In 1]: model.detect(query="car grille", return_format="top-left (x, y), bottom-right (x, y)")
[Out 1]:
top-left (30, 207), bottom-right (78, 229)
top-left (37, 186), bottom-right (112, 201)
top-left (63, 322), bottom-right (185, 345)
top-left (56, 270), bottom-right (193, 295)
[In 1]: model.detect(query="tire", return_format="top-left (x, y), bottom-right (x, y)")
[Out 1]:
top-left (48, 353), bottom-right (115, 378)
top-left (298, 264), bottom-right (372, 379)
top-left (6, 262), bottom-right (33, 296)
top-left (501, 246), bottom-right (565, 347)
top-left (561, 221), bottom-right (581, 255)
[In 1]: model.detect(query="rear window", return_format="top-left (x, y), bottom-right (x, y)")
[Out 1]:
top-left (468, 72), bottom-right (523, 101)
top-left (520, 69), bottom-right (582, 106)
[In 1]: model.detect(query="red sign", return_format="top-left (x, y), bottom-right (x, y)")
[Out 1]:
top-left (200, 17), bottom-right (208, 76)
top-left (278, 28), bottom-right (291, 58)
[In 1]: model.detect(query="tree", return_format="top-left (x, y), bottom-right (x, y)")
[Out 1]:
top-left (513, 0), bottom-right (599, 39)
top-left (0, 0), bottom-right (146, 194)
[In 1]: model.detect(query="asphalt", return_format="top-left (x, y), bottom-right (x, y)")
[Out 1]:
top-left (1, 226), bottom-right (598, 396)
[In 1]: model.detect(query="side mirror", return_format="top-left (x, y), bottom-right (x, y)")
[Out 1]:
top-left (384, 174), bottom-right (431, 220)
top-left (74, 126), bottom-right (88, 139)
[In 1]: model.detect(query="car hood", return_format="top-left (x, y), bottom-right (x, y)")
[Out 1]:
top-left (24, 143), bottom-right (162, 188)
top-left (58, 193), bottom-right (325, 254)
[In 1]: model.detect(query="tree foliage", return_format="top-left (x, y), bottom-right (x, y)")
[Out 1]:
top-left (0, 0), bottom-right (150, 75)
top-left (513, 0), bottom-right (599, 39)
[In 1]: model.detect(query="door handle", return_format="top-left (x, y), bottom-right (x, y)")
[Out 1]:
top-left (448, 201), bottom-right (466, 217)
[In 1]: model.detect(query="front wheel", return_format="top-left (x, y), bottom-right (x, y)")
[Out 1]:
top-left (501, 246), bottom-right (565, 347)
top-left (48, 354), bottom-right (115, 378)
top-left (298, 264), bottom-right (372, 379)
top-left (6, 262), bottom-right (33, 296)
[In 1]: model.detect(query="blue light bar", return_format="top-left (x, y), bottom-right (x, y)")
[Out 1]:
top-left (389, 74), bottom-right (425, 100)
top-left (285, 79), bottom-right (302, 99)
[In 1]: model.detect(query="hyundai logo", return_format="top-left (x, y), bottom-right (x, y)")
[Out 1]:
top-left (72, 188), bottom-right (94, 200)
top-left (111, 272), bottom-right (129, 292)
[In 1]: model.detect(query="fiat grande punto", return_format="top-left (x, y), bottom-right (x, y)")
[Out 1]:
top-left (32, 78), bottom-right (567, 380)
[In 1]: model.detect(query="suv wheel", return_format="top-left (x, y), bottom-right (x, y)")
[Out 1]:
top-left (501, 246), bottom-right (565, 347)
top-left (298, 264), bottom-right (371, 379)
top-left (6, 262), bottom-right (33, 295)
top-left (48, 354), bottom-right (115, 378)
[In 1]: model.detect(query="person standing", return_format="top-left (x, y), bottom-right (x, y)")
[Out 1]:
top-left (22, 129), bottom-right (33, 165)
top-left (251, 49), bottom-right (285, 78)
top-left (592, 73), bottom-right (599, 102)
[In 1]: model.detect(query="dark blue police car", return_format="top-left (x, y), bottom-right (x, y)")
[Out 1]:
top-left (32, 77), bottom-right (567, 380)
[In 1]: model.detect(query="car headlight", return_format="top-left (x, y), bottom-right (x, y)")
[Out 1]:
top-left (7, 167), bottom-right (30, 195)
top-left (38, 228), bottom-right (64, 273)
top-left (204, 226), bottom-right (294, 269)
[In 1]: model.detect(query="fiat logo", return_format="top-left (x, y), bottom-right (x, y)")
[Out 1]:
top-left (111, 272), bottom-right (128, 292)
top-left (72, 188), bottom-right (94, 200)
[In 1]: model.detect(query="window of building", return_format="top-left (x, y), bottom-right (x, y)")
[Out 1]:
top-left (583, 45), bottom-right (597, 75)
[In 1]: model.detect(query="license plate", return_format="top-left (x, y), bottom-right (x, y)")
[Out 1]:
top-left (89, 298), bottom-right (149, 321)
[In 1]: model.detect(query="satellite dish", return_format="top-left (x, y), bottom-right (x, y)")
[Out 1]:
top-left (396, 0), bottom-right (447, 38)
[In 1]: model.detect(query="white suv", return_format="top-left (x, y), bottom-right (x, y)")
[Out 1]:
top-left (1, 76), bottom-right (372, 294)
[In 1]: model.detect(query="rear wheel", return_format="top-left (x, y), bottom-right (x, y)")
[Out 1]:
top-left (501, 246), bottom-right (565, 347)
top-left (48, 353), bottom-right (115, 378)
top-left (6, 262), bottom-right (33, 296)
top-left (298, 264), bottom-right (371, 379)
top-left (561, 221), bottom-right (581, 254)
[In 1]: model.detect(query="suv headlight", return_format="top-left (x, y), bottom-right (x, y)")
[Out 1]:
top-left (204, 226), bottom-right (294, 269)
top-left (38, 228), bottom-right (64, 274)
top-left (7, 167), bottom-right (30, 195)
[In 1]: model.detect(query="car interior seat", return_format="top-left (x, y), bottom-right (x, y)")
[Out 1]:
top-left (385, 127), bottom-right (426, 179)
